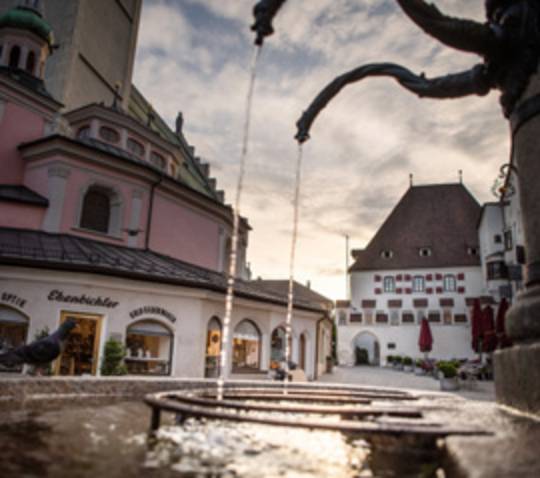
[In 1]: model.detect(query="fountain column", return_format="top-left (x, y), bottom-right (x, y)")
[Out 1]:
top-left (495, 70), bottom-right (540, 414)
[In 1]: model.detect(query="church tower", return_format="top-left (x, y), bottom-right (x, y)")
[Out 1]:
top-left (0, 0), bottom-right (142, 110)
top-left (0, 0), bottom-right (53, 80)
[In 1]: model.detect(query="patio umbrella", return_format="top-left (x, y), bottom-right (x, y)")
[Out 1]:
top-left (495, 298), bottom-right (512, 348)
top-left (418, 318), bottom-right (433, 358)
top-left (471, 299), bottom-right (483, 354)
top-left (482, 305), bottom-right (497, 353)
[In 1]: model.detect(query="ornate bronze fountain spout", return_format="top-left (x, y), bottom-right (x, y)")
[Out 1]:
top-left (251, 0), bottom-right (287, 46)
top-left (295, 0), bottom-right (540, 142)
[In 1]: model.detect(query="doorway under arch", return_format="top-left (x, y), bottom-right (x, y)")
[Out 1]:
top-left (0, 305), bottom-right (29, 373)
top-left (205, 316), bottom-right (222, 378)
top-left (352, 331), bottom-right (380, 366)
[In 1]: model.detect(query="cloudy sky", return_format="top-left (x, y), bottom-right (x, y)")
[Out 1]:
top-left (133, 0), bottom-right (509, 300)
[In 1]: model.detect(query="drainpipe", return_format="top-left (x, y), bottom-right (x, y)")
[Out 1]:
top-left (145, 174), bottom-right (163, 250)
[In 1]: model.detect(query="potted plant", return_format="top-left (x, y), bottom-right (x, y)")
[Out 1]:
top-left (403, 356), bottom-right (413, 372)
top-left (386, 355), bottom-right (394, 367)
top-left (414, 358), bottom-right (425, 375)
top-left (101, 338), bottom-right (128, 376)
top-left (437, 361), bottom-right (459, 391)
top-left (393, 355), bottom-right (403, 370)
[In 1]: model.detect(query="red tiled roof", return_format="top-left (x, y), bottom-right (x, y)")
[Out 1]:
top-left (350, 184), bottom-right (481, 272)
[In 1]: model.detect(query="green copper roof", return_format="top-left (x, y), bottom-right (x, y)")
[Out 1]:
top-left (0, 7), bottom-right (52, 44)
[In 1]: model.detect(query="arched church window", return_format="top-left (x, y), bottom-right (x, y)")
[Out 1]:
top-left (127, 138), bottom-right (145, 158)
top-left (80, 186), bottom-right (111, 233)
top-left (99, 126), bottom-right (120, 144)
top-left (26, 51), bottom-right (36, 74)
top-left (9, 45), bottom-right (21, 69)
top-left (77, 126), bottom-right (91, 140)
top-left (150, 152), bottom-right (166, 171)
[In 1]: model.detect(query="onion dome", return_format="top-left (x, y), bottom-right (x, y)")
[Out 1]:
top-left (0, 4), bottom-right (52, 46)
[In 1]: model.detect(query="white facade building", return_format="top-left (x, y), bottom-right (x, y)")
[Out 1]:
top-left (337, 183), bottom-right (486, 365)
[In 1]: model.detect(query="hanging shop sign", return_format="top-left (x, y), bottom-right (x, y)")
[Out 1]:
top-left (0, 292), bottom-right (27, 309)
top-left (129, 306), bottom-right (177, 324)
top-left (47, 290), bottom-right (119, 308)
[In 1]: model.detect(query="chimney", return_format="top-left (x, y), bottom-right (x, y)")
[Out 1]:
top-left (306, 280), bottom-right (311, 289)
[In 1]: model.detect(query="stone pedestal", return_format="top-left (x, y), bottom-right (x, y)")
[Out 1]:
top-left (496, 74), bottom-right (540, 414)
top-left (494, 344), bottom-right (540, 415)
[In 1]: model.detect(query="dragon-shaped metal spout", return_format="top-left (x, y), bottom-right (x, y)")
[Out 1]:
top-left (251, 0), bottom-right (287, 46)
top-left (295, 0), bottom-right (540, 142)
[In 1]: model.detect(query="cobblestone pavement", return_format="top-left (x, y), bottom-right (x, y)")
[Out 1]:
top-left (320, 365), bottom-right (496, 401)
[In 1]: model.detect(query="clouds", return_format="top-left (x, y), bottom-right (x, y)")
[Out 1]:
top-left (134, 0), bottom-right (509, 299)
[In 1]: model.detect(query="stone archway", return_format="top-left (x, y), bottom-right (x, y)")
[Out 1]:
top-left (352, 331), bottom-right (380, 366)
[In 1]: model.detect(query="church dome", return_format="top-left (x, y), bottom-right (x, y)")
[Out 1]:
top-left (0, 6), bottom-right (52, 45)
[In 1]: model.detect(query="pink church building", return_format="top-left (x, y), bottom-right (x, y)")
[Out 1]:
top-left (0, 1), bottom-right (332, 379)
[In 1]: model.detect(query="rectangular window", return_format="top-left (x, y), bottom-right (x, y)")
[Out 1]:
top-left (387, 342), bottom-right (396, 350)
top-left (487, 261), bottom-right (509, 280)
top-left (454, 314), bottom-right (468, 324)
top-left (375, 312), bottom-right (388, 324)
top-left (443, 275), bottom-right (457, 292)
top-left (413, 276), bottom-right (425, 292)
top-left (428, 311), bottom-right (441, 323)
top-left (349, 313), bottom-right (363, 323)
top-left (402, 312), bottom-right (415, 324)
top-left (383, 276), bottom-right (395, 293)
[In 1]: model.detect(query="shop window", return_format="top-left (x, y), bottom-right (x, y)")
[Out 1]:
top-left (9, 45), bottom-right (21, 69)
top-left (99, 126), bottom-right (120, 144)
top-left (270, 326), bottom-right (291, 369)
top-left (56, 312), bottom-right (102, 376)
top-left (233, 319), bottom-right (261, 371)
top-left (383, 276), bottom-right (395, 293)
top-left (444, 274), bottom-right (457, 292)
top-left (151, 152), bottom-right (167, 171)
top-left (413, 276), bottom-right (425, 292)
top-left (125, 320), bottom-right (173, 375)
top-left (80, 186), bottom-right (111, 233)
top-left (26, 50), bottom-right (36, 74)
top-left (127, 138), bottom-right (145, 158)
top-left (204, 317), bottom-right (221, 378)
top-left (77, 126), bottom-right (91, 140)
top-left (0, 306), bottom-right (29, 373)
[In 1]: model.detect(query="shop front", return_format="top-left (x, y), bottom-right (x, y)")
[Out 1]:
top-left (55, 311), bottom-right (102, 376)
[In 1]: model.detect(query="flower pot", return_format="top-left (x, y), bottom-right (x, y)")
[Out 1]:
top-left (440, 376), bottom-right (460, 391)
top-left (403, 365), bottom-right (413, 373)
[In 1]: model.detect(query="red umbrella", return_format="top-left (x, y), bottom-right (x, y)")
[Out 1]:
top-left (495, 298), bottom-right (512, 348)
top-left (418, 318), bottom-right (433, 357)
top-left (471, 299), bottom-right (483, 353)
top-left (482, 305), bottom-right (497, 353)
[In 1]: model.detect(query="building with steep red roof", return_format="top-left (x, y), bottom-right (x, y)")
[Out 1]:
top-left (336, 182), bottom-right (485, 365)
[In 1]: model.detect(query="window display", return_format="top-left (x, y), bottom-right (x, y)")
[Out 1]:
top-left (232, 320), bottom-right (260, 371)
top-left (0, 306), bottom-right (29, 373)
top-left (205, 317), bottom-right (221, 378)
top-left (125, 320), bottom-right (172, 375)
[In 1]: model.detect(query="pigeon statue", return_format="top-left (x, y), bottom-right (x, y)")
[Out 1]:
top-left (0, 319), bottom-right (77, 369)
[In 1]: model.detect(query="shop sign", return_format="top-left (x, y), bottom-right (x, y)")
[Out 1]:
top-left (1, 292), bottom-right (27, 309)
top-left (129, 306), bottom-right (177, 323)
top-left (47, 290), bottom-right (119, 308)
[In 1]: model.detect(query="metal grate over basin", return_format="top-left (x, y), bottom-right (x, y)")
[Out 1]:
top-left (144, 383), bottom-right (489, 439)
